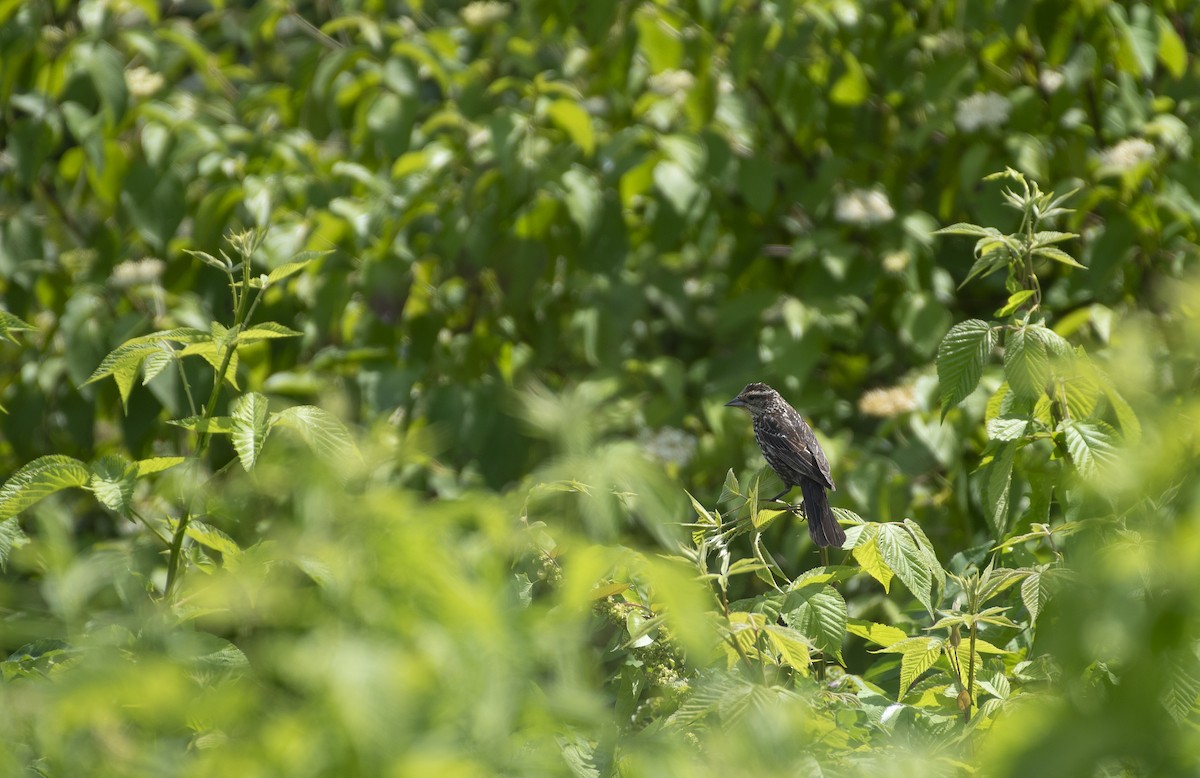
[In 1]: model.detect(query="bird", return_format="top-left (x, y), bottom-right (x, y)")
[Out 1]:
top-left (725, 382), bottom-right (846, 548)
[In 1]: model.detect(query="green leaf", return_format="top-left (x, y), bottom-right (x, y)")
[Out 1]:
top-left (186, 520), bottom-right (242, 559)
top-left (1059, 419), bottom-right (1120, 480)
top-left (546, 99), bottom-right (595, 156)
top-left (1032, 246), bottom-right (1086, 268)
top-left (984, 442), bottom-right (1017, 535)
top-left (1021, 570), bottom-right (1053, 624)
top-left (1004, 326), bottom-right (1049, 401)
top-left (995, 290), bottom-right (1036, 318)
top-left (562, 165), bottom-right (600, 236)
top-left (987, 416), bottom-right (1029, 442)
top-left (937, 319), bottom-right (993, 418)
top-left (248, 252), bottom-right (331, 288)
top-left (180, 341), bottom-right (240, 389)
top-left (763, 624), bottom-right (812, 674)
top-left (0, 455), bottom-right (90, 521)
top-left (845, 619), bottom-right (908, 648)
top-left (1157, 14), bottom-right (1187, 79)
top-left (878, 636), bottom-right (943, 699)
top-left (830, 51), bottom-right (868, 106)
top-left (0, 310), bottom-right (35, 343)
top-left (168, 416), bottom-right (235, 434)
top-left (653, 159), bottom-right (698, 214)
top-left (89, 454), bottom-right (138, 515)
top-left (876, 523), bottom-right (934, 615)
top-left (1032, 230), bottom-right (1079, 246)
top-left (782, 582), bottom-right (847, 662)
top-left (271, 405), bottom-right (361, 465)
top-left (1102, 382), bottom-right (1142, 443)
top-left (134, 457), bottom-right (187, 477)
top-left (237, 322), bottom-right (304, 343)
top-left (82, 342), bottom-right (164, 407)
top-left (0, 518), bottom-right (30, 572)
top-left (231, 393), bottom-right (271, 472)
top-left (932, 223), bottom-right (999, 238)
top-left (851, 527), bottom-right (893, 592)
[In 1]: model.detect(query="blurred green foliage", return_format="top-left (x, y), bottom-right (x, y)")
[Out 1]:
top-left (2, 0), bottom-right (1199, 775)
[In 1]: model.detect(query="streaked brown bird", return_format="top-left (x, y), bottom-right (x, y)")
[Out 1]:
top-left (725, 382), bottom-right (846, 548)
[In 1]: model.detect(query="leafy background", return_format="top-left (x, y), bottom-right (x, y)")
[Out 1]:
top-left (1, 0), bottom-right (1199, 775)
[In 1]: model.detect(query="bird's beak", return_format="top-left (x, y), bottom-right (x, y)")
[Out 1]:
top-left (725, 397), bottom-right (745, 407)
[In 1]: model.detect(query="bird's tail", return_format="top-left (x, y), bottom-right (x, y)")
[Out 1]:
top-left (800, 479), bottom-right (846, 549)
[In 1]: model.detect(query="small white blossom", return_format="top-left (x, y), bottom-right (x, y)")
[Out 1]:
top-left (125, 66), bottom-right (164, 98)
top-left (835, 188), bottom-right (895, 226)
top-left (1039, 69), bottom-right (1065, 94)
top-left (1098, 138), bottom-right (1155, 171)
top-left (955, 92), bottom-right (1011, 132)
top-left (647, 69), bottom-right (695, 96)
top-left (882, 250), bottom-right (910, 274)
top-left (461, 1), bottom-right (509, 28)
top-left (639, 427), bottom-right (697, 468)
top-left (858, 385), bottom-right (917, 418)
top-left (111, 258), bottom-right (165, 289)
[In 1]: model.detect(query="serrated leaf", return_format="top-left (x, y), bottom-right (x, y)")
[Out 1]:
top-left (995, 289), bottom-right (1036, 318)
top-left (719, 469), bottom-right (740, 503)
top-left (237, 322), bottom-right (303, 342)
top-left (782, 582), bottom-right (847, 662)
top-left (180, 341), bottom-right (240, 389)
top-left (168, 416), bottom-right (235, 434)
top-left (984, 442), bottom-right (1017, 535)
top-left (185, 249), bottom-right (231, 271)
top-left (852, 528), bottom-right (893, 592)
top-left (248, 253), bottom-right (329, 288)
top-left (1060, 419), bottom-right (1119, 479)
top-left (270, 405), bottom-right (361, 465)
top-left (1101, 381), bottom-right (1142, 443)
top-left (937, 319), bottom-right (993, 419)
top-left (1032, 246), bottom-right (1086, 269)
top-left (902, 519), bottom-right (945, 602)
top-left (684, 490), bottom-right (714, 524)
top-left (89, 454), bottom-right (138, 515)
top-left (878, 636), bottom-right (943, 699)
top-left (0, 455), bottom-right (90, 521)
top-left (1004, 326), bottom-right (1049, 401)
top-left (82, 342), bottom-right (163, 406)
top-left (124, 327), bottom-right (211, 346)
top-left (186, 520), bottom-right (242, 559)
top-left (932, 223), bottom-right (999, 238)
top-left (141, 346), bottom-right (174, 385)
top-left (1021, 570), bottom-right (1052, 624)
top-left (231, 393), bottom-right (271, 472)
top-left (0, 518), bottom-right (30, 572)
top-left (959, 252), bottom-right (1009, 288)
top-left (134, 457), bottom-right (187, 476)
top-left (846, 619), bottom-right (908, 648)
top-left (764, 624), bottom-right (812, 674)
top-left (876, 523), bottom-right (934, 614)
top-left (0, 310), bottom-right (36, 343)
top-left (1032, 230), bottom-right (1078, 246)
top-left (987, 416), bottom-right (1029, 441)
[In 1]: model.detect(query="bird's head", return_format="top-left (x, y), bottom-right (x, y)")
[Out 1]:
top-left (724, 382), bottom-right (782, 416)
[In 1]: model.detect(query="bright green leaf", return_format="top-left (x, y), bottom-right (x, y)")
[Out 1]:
top-left (231, 393), bottom-right (271, 472)
top-left (937, 319), bottom-right (993, 418)
top-left (0, 455), bottom-right (90, 521)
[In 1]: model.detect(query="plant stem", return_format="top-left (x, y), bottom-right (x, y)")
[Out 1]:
top-left (964, 621), bottom-right (979, 724)
top-left (163, 255), bottom-right (254, 600)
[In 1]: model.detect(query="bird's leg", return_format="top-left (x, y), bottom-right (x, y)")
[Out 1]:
top-left (766, 488), bottom-right (803, 514)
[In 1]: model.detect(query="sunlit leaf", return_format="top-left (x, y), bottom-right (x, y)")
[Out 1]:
top-left (0, 455), bottom-right (90, 521)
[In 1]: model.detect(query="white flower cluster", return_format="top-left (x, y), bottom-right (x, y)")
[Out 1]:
top-left (125, 66), bottom-right (164, 98)
top-left (1039, 69), bottom-right (1065, 94)
top-left (954, 92), bottom-right (1010, 132)
top-left (835, 188), bottom-right (895, 226)
top-left (638, 427), bottom-right (697, 468)
top-left (1098, 138), bottom-right (1155, 171)
top-left (461, 1), bottom-right (510, 28)
top-left (646, 69), bottom-right (696, 97)
top-left (111, 258), bottom-right (165, 289)
top-left (858, 385), bottom-right (917, 418)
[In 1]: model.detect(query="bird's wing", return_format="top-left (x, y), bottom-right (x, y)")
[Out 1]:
top-left (755, 409), bottom-right (836, 490)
